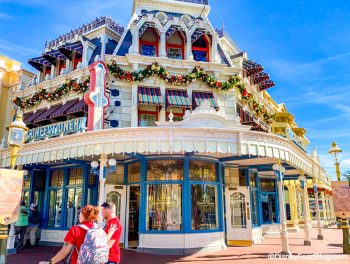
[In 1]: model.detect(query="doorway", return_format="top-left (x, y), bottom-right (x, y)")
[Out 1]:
top-left (128, 186), bottom-right (140, 249)
top-left (261, 194), bottom-right (277, 224)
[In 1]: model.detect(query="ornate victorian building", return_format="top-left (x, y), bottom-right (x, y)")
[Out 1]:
top-left (0, 0), bottom-right (335, 254)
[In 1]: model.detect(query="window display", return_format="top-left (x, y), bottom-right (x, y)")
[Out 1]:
top-left (189, 160), bottom-right (216, 181)
top-left (147, 160), bottom-right (184, 181)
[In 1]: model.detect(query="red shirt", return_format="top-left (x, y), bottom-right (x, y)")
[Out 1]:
top-left (64, 221), bottom-right (94, 264)
top-left (104, 218), bottom-right (122, 263)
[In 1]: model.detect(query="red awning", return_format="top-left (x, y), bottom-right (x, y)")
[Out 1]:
top-left (252, 72), bottom-right (269, 84)
top-left (50, 99), bottom-right (79, 119)
top-left (67, 100), bottom-right (87, 115)
top-left (138, 87), bottom-right (163, 107)
top-left (192, 91), bottom-right (219, 110)
top-left (33, 104), bottom-right (62, 123)
top-left (242, 60), bottom-right (263, 77)
top-left (259, 80), bottom-right (275, 91)
top-left (166, 89), bottom-right (191, 109)
top-left (24, 109), bottom-right (46, 125)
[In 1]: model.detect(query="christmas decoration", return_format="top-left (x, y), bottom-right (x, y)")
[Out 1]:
top-left (13, 78), bottom-right (89, 109)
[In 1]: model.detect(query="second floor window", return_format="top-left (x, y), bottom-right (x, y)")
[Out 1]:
top-left (140, 28), bottom-right (159, 57)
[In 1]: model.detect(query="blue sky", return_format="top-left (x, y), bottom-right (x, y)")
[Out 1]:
top-left (1, 0), bottom-right (349, 179)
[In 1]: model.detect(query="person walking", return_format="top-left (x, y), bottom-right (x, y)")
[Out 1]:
top-left (23, 203), bottom-right (41, 247)
top-left (101, 202), bottom-right (123, 264)
top-left (39, 205), bottom-right (117, 264)
top-left (14, 201), bottom-right (28, 249)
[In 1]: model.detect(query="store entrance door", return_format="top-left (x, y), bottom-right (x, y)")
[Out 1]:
top-left (127, 185), bottom-right (140, 249)
top-left (225, 186), bottom-right (253, 246)
top-left (105, 185), bottom-right (126, 246)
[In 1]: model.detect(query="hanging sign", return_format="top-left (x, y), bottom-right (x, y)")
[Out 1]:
top-left (332, 181), bottom-right (350, 218)
top-left (84, 61), bottom-right (109, 131)
top-left (0, 169), bottom-right (24, 225)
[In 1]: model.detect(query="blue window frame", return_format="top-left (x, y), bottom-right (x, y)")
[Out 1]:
top-left (141, 44), bottom-right (156, 57)
top-left (248, 171), bottom-right (259, 227)
top-left (258, 178), bottom-right (278, 224)
top-left (192, 50), bottom-right (207, 62)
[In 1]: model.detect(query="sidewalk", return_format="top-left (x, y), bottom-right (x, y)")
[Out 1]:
top-left (8, 226), bottom-right (347, 264)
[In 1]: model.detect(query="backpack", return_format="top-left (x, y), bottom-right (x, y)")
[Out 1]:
top-left (77, 223), bottom-right (109, 264)
top-left (29, 211), bottom-right (41, 224)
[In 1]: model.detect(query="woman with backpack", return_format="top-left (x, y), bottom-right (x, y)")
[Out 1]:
top-left (39, 205), bottom-right (117, 264)
top-left (23, 203), bottom-right (41, 247)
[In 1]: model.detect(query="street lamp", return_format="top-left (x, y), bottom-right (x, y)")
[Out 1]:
top-left (7, 112), bottom-right (28, 169)
top-left (313, 184), bottom-right (323, 240)
top-left (90, 158), bottom-right (117, 176)
top-left (272, 162), bottom-right (290, 255)
top-left (328, 142), bottom-right (342, 181)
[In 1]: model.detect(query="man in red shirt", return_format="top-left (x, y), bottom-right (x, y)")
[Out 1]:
top-left (101, 202), bottom-right (123, 264)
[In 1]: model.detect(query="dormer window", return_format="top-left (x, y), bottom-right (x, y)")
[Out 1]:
top-left (166, 31), bottom-right (185, 60)
top-left (140, 28), bottom-right (159, 57)
top-left (192, 35), bottom-right (210, 62)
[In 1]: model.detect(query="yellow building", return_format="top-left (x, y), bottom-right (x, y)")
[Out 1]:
top-left (0, 55), bottom-right (34, 144)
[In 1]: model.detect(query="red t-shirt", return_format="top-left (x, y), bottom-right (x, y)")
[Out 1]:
top-left (64, 221), bottom-right (94, 264)
top-left (104, 218), bottom-right (122, 263)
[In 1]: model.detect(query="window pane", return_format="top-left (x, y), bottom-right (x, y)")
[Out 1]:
top-left (139, 113), bottom-right (156, 127)
top-left (128, 163), bottom-right (140, 183)
top-left (66, 188), bottom-right (83, 228)
top-left (69, 168), bottom-right (83, 185)
top-left (106, 191), bottom-right (122, 219)
top-left (147, 160), bottom-right (184, 181)
top-left (239, 170), bottom-right (246, 186)
top-left (192, 184), bottom-right (217, 230)
top-left (250, 188), bottom-right (259, 226)
top-left (34, 173), bottom-right (46, 191)
top-left (260, 179), bottom-right (276, 192)
top-left (261, 194), bottom-right (277, 223)
top-left (167, 48), bottom-right (182, 59)
top-left (230, 193), bottom-right (247, 228)
top-left (192, 50), bottom-right (207, 62)
top-left (141, 44), bottom-right (156, 57)
top-left (189, 161), bottom-right (216, 182)
top-left (23, 177), bottom-right (30, 189)
top-left (147, 184), bottom-right (182, 231)
top-left (48, 189), bottom-right (63, 228)
top-left (51, 170), bottom-right (64, 187)
top-left (224, 167), bottom-right (239, 186)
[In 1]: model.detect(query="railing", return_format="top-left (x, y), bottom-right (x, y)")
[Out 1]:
top-left (45, 17), bottom-right (124, 50)
top-left (216, 29), bottom-right (241, 53)
top-left (175, 0), bottom-right (209, 4)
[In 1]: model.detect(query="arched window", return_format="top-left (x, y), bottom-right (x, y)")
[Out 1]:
top-left (166, 31), bottom-right (185, 60)
top-left (230, 192), bottom-right (247, 228)
top-left (192, 35), bottom-right (210, 62)
top-left (140, 28), bottom-right (159, 57)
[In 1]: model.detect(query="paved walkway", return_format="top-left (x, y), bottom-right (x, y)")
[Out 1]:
top-left (8, 226), bottom-right (348, 264)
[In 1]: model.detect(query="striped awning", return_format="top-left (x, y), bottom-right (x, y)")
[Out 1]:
top-left (50, 99), bottom-right (79, 119)
top-left (58, 42), bottom-right (83, 59)
top-left (23, 112), bottom-right (33, 121)
top-left (24, 109), bottom-right (46, 125)
top-left (67, 100), bottom-right (87, 115)
top-left (34, 104), bottom-right (62, 123)
top-left (28, 56), bottom-right (51, 72)
top-left (138, 87), bottom-right (163, 107)
top-left (43, 50), bottom-right (66, 64)
top-left (192, 92), bottom-right (219, 110)
top-left (252, 72), bottom-right (269, 85)
top-left (242, 60), bottom-right (263, 77)
top-left (259, 80), bottom-right (275, 91)
top-left (166, 90), bottom-right (191, 109)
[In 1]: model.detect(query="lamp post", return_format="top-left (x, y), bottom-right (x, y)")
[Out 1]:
top-left (328, 142), bottom-right (342, 181)
top-left (298, 175), bottom-right (312, 246)
top-left (313, 184), bottom-right (323, 240)
top-left (0, 112), bottom-right (28, 264)
top-left (90, 157), bottom-right (117, 223)
top-left (272, 162), bottom-right (290, 255)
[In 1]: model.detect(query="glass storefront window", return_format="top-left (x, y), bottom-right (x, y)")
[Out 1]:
top-left (48, 189), bottom-right (63, 228)
top-left (189, 161), bottom-right (216, 182)
top-left (250, 188), bottom-right (259, 226)
top-left (230, 193), bottom-right (247, 228)
top-left (51, 170), bottom-right (64, 187)
top-left (147, 160), bottom-right (184, 181)
top-left (68, 168), bottom-right (84, 185)
top-left (66, 188), bottom-right (83, 228)
top-left (260, 179), bottom-right (276, 192)
top-left (128, 163), bottom-right (140, 183)
top-left (147, 184), bottom-right (182, 231)
top-left (261, 194), bottom-right (277, 223)
top-left (191, 184), bottom-right (217, 230)
top-left (224, 166), bottom-right (239, 186)
top-left (139, 113), bottom-right (157, 127)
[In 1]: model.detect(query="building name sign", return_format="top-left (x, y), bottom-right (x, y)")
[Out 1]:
top-left (27, 117), bottom-right (86, 141)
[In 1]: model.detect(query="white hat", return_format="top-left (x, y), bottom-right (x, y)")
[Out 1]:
top-left (30, 203), bottom-right (37, 210)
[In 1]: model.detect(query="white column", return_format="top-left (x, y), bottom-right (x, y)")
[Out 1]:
top-left (299, 175), bottom-right (311, 245)
top-left (131, 28), bottom-right (139, 55)
top-left (276, 170), bottom-right (290, 254)
top-left (101, 35), bottom-right (108, 61)
top-left (160, 31), bottom-right (166, 57)
top-left (314, 188), bottom-right (323, 240)
top-left (97, 154), bottom-right (108, 224)
top-left (65, 58), bottom-right (70, 73)
top-left (211, 37), bottom-right (218, 63)
top-left (82, 44), bottom-right (89, 68)
top-left (50, 64), bottom-right (55, 79)
top-left (159, 84), bottom-right (166, 121)
top-left (185, 33), bottom-right (192, 60)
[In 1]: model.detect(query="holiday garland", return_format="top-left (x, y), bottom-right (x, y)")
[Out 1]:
top-left (13, 61), bottom-right (274, 124)
top-left (107, 61), bottom-right (275, 124)
top-left (13, 78), bottom-right (90, 109)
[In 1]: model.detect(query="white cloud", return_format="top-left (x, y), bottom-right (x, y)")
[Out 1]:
top-left (0, 40), bottom-right (40, 56)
